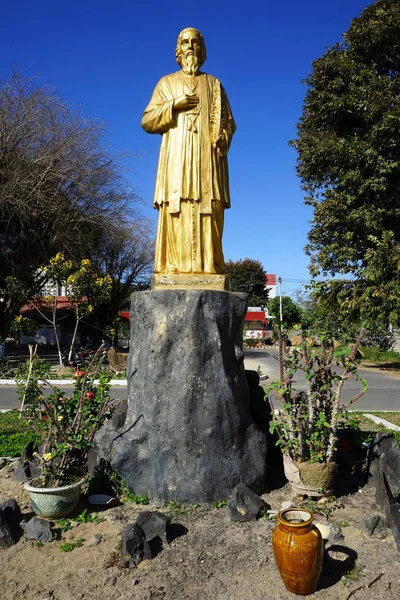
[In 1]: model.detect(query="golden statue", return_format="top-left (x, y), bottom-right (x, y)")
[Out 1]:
top-left (141, 28), bottom-right (236, 279)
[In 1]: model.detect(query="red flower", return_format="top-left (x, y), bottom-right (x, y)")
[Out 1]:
top-left (42, 414), bottom-right (49, 423)
top-left (85, 391), bottom-right (95, 400)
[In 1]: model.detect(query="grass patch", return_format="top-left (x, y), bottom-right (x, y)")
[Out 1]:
top-left (363, 412), bottom-right (400, 427)
top-left (351, 412), bottom-right (400, 446)
top-left (0, 410), bottom-right (40, 457)
top-left (359, 346), bottom-right (400, 365)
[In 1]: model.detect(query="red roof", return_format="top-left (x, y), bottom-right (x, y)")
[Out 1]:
top-left (119, 311), bottom-right (130, 320)
top-left (265, 274), bottom-right (276, 286)
top-left (245, 311), bottom-right (266, 321)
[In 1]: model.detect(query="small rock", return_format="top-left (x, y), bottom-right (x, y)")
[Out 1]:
top-left (317, 497), bottom-right (330, 506)
top-left (13, 442), bottom-right (42, 482)
top-left (227, 483), bottom-right (269, 522)
top-left (122, 523), bottom-right (151, 566)
top-left (359, 515), bottom-right (388, 536)
top-left (23, 516), bottom-right (53, 542)
top-left (104, 507), bottom-right (126, 524)
top-left (0, 508), bottom-right (17, 548)
top-left (313, 514), bottom-right (343, 542)
top-left (136, 511), bottom-right (171, 546)
top-left (87, 534), bottom-right (103, 547)
top-left (1, 499), bottom-right (22, 527)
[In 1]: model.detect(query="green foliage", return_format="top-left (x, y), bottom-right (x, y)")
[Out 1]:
top-left (267, 330), bottom-right (367, 463)
top-left (87, 459), bottom-right (149, 504)
top-left (54, 518), bottom-right (73, 533)
top-left (0, 431), bottom-right (40, 457)
top-left (34, 541), bottom-right (44, 547)
top-left (120, 491), bottom-right (150, 505)
top-left (164, 500), bottom-right (200, 520)
top-left (74, 509), bottom-right (105, 524)
top-left (360, 346), bottom-right (400, 363)
top-left (211, 500), bottom-right (227, 509)
top-left (268, 296), bottom-right (302, 329)
top-left (60, 538), bottom-right (84, 552)
top-left (0, 410), bottom-right (40, 457)
top-left (225, 258), bottom-right (268, 306)
top-left (290, 0), bottom-right (400, 327)
top-left (342, 565), bottom-right (363, 582)
top-left (10, 316), bottom-right (38, 336)
top-left (17, 349), bottom-right (117, 486)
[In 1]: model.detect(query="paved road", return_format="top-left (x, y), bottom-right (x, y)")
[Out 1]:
top-left (244, 348), bottom-right (400, 411)
top-left (1, 349), bottom-right (399, 411)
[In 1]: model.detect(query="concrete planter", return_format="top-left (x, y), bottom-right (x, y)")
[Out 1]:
top-left (283, 453), bottom-right (337, 497)
top-left (24, 478), bottom-right (85, 518)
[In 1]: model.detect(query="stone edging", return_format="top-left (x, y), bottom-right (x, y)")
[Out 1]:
top-left (361, 413), bottom-right (400, 432)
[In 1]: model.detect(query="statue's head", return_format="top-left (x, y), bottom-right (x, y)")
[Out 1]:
top-left (176, 28), bottom-right (207, 74)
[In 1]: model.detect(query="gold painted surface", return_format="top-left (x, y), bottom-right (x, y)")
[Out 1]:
top-left (141, 28), bottom-right (235, 277)
top-left (152, 273), bottom-right (230, 291)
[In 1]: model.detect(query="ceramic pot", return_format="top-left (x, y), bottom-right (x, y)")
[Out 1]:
top-left (273, 508), bottom-right (323, 595)
top-left (283, 453), bottom-right (337, 497)
top-left (24, 478), bottom-right (85, 518)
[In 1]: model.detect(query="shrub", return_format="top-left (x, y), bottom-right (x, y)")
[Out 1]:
top-left (0, 410), bottom-right (39, 457)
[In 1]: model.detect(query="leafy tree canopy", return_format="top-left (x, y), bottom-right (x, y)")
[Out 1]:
top-left (290, 0), bottom-right (400, 327)
top-left (225, 258), bottom-right (268, 306)
top-left (268, 296), bottom-right (302, 329)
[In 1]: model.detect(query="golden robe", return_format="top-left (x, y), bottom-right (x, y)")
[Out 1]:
top-left (141, 71), bottom-right (236, 274)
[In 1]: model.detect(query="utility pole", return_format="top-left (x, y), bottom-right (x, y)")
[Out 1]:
top-left (278, 277), bottom-right (283, 323)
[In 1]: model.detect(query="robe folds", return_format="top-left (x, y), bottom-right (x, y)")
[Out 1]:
top-left (141, 70), bottom-right (236, 274)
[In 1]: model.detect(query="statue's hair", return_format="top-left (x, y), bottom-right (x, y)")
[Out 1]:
top-left (175, 28), bottom-right (207, 68)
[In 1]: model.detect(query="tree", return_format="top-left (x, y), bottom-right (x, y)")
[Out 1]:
top-left (92, 219), bottom-right (155, 339)
top-left (0, 69), bottom-right (143, 339)
top-left (224, 258), bottom-right (268, 306)
top-left (268, 296), bottom-right (302, 329)
top-left (290, 0), bottom-right (400, 326)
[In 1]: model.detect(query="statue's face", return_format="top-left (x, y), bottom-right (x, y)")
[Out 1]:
top-left (179, 30), bottom-right (201, 61)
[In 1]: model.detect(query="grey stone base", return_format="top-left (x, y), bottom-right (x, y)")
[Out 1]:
top-left (109, 290), bottom-right (268, 503)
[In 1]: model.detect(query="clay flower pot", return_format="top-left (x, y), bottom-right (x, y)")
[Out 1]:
top-left (24, 478), bottom-right (86, 519)
top-left (273, 508), bottom-right (323, 595)
top-left (283, 453), bottom-right (337, 497)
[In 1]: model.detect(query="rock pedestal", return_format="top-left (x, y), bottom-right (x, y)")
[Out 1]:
top-left (110, 290), bottom-right (268, 503)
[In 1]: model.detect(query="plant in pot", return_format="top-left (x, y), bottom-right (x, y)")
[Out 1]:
top-left (17, 347), bottom-right (117, 518)
top-left (267, 329), bottom-right (367, 497)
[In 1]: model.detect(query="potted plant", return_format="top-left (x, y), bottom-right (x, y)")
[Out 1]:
top-left (268, 329), bottom-right (367, 496)
top-left (17, 347), bottom-right (117, 518)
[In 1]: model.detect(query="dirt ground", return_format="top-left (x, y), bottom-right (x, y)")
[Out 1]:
top-left (1, 458), bottom-right (399, 600)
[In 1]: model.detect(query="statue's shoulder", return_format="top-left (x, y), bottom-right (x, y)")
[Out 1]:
top-left (160, 71), bottom-right (183, 83)
top-left (154, 71), bottom-right (183, 90)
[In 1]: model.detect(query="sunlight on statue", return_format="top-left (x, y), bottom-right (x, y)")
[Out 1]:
top-left (141, 27), bottom-right (236, 276)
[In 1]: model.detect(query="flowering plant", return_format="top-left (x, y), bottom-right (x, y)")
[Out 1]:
top-left (267, 329), bottom-right (367, 464)
top-left (17, 347), bottom-right (117, 487)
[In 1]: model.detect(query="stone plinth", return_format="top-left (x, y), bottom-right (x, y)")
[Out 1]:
top-left (110, 289), bottom-right (268, 503)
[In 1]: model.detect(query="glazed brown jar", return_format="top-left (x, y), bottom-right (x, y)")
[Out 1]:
top-left (272, 508), bottom-right (323, 595)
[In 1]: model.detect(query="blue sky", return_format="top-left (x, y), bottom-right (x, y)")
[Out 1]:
top-left (2, 0), bottom-right (371, 297)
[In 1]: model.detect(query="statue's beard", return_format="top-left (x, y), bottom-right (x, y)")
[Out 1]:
top-left (181, 53), bottom-right (200, 76)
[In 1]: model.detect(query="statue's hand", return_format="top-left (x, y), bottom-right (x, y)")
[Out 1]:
top-left (173, 94), bottom-right (199, 111)
top-left (215, 132), bottom-right (228, 155)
